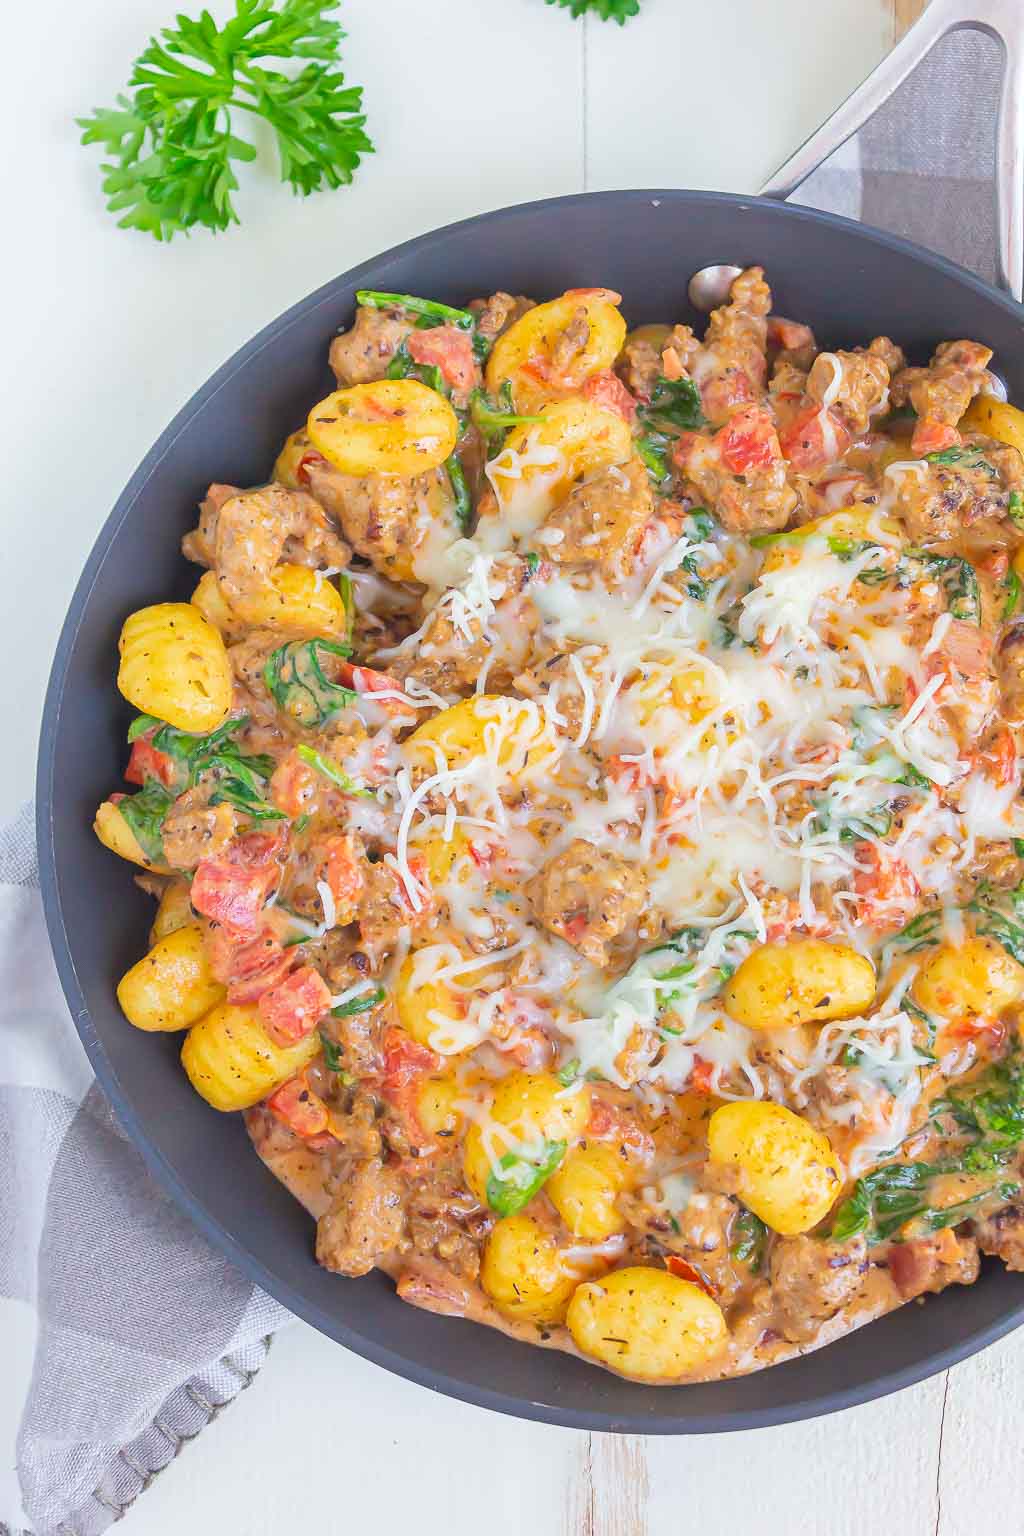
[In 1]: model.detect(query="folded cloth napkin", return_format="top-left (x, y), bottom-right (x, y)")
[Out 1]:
top-left (0, 23), bottom-right (1010, 1536)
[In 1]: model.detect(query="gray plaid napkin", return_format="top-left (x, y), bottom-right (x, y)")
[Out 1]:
top-left (0, 22), bottom-right (1011, 1536)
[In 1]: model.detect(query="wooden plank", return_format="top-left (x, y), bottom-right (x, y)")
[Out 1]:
top-left (937, 1328), bottom-right (1024, 1533)
top-left (136, 1320), bottom-right (582, 1536)
top-left (893, 0), bottom-right (930, 41)
top-left (642, 1372), bottom-right (947, 1536)
top-left (583, 1), bottom-right (891, 194)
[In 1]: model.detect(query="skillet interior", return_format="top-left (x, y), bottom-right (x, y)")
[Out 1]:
top-left (37, 189), bottom-right (1024, 1432)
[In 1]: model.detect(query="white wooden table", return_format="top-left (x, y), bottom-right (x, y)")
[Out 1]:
top-left (10, 0), bottom-right (1020, 1530)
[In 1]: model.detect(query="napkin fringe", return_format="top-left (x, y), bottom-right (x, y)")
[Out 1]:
top-left (4, 1338), bottom-right (272, 1536)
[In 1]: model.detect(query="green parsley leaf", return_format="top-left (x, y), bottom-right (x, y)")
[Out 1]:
top-left (544, 0), bottom-right (639, 18)
top-left (78, 0), bottom-right (372, 241)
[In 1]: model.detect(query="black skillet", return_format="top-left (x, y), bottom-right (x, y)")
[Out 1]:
top-left (37, 3), bottom-right (1024, 1432)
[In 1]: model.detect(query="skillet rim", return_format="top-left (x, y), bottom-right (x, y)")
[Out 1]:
top-left (37, 187), bottom-right (1024, 1433)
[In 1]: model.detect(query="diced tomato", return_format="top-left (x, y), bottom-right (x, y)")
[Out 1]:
top-left (380, 1025), bottom-right (441, 1153)
top-left (912, 420), bottom-right (960, 456)
top-left (124, 737), bottom-right (179, 789)
top-left (258, 965), bottom-right (332, 1047)
top-left (468, 839), bottom-right (498, 870)
top-left (587, 1096), bottom-right (655, 1160)
top-left (269, 751), bottom-right (320, 819)
top-left (580, 369), bottom-right (637, 423)
top-left (296, 450), bottom-right (327, 486)
top-left (888, 1228), bottom-right (965, 1298)
top-left (700, 370), bottom-right (755, 425)
top-left (392, 854), bottom-right (436, 921)
top-left (227, 829), bottom-right (287, 867)
top-left (191, 858), bottom-right (280, 935)
top-left (407, 325), bottom-right (477, 393)
top-left (665, 1255), bottom-right (715, 1295)
top-left (691, 1055), bottom-right (716, 1096)
top-left (660, 348), bottom-right (684, 382)
top-left (982, 550), bottom-right (1010, 582)
top-left (562, 914), bottom-right (588, 945)
top-left (715, 406), bottom-right (783, 475)
top-left (976, 726), bottom-right (1018, 787)
top-left (607, 755), bottom-right (657, 792)
top-left (778, 404), bottom-right (852, 472)
top-left (337, 662), bottom-right (415, 719)
top-left (852, 844), bottom-right (920, 931)
top-left (925, 619), bottom-right (993, 684)
top-left (266, 1073), bottom-right (330, 1139)
top-left (318, 832), bottom-right (365, 921)
top-left (766, 317), bottom-right (816, 353)
top-left (564, 287), bottom-right (622, 304)
top-left (944, 1016), bottom-right (1008, 1054)
top-left (206, 923), bottom-right (295, 1004)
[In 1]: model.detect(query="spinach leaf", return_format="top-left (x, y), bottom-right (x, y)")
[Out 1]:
top-left (637, 376), bottom-right (706, 433)
top-left (485, 1138), bottom-right (567, 1216)
top-left (356, 290), bottom-right (476, 331)
top-left (556, 1057), bottom-right (581, 1087)
top-left (264, 637), bottom-right (356, 729)
top-left (888, 908), bottom-right (943, 952)
top-left (117, 783), bottom-right (174, 863)
top-left (331, 985), bottom-right (386, 1018)
top-left (1004, 565), bottom-right (1022, 621)
top-left (447, 456), bottom-right (472, 532)
top-left (636, 431), bottom-right (671, 484)
top-left (909, 550), bottom-right (981, 624)
top-left (296, 744), bottom-right (371, 796)
top-left (468, 385), bottom-right (542, 449)
top-left (1009, 491), bottom-right (1024, 529)
top-left (965, 888), bottom-right (1024, 966)
top-left (686, 509), bottom-right (715, 541)
top-left (925, 445), bottom-right (996, 476)
top-left (731, 1207), bottom-right (767, 1271)
top-left (387, 341), bottom-right (446, 395)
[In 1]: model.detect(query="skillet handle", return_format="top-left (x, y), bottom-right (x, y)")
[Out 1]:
top-left (758, 0), bottom-right (1024, 303)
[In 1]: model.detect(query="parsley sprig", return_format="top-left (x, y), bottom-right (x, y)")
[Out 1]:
top-left (78, 0), bottom-right (372, 240)
top-left (545, 0), bottom-right (640, 19)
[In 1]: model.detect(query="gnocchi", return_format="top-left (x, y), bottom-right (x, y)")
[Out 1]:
top-left (117, 603), bottom-right (233, 734)
top-left (462, 1070), bottom-right (590, 1208)
top-left (181, 1002), bottom-right (321, 1111)
top-left (117, 924), bottom-right (225, 1032)
top-left (912, 935), bottom-right (1024, 1019)
top-left (724, 939), bottom-right (876, 1032)
top-left (707, 1102), bottom-right (842, 1236)
top-left (481, 398), bottom-right (632, 542)
top-left (962, 394), bottom-right (1024, 454)
top-left (404, 694), bottom-right (555, 780)
top-left (485, 288), bottom-right (627, 412)
top-left (480, 1214), bottom-right (578, 1324)
top-left (94, 800), bottom-right (168, 871)
top-left (566, 1266), bottom-right (727, 1380)
top-left (546, 1142), bottom-right (633, 1241)
top-left (215, 562), bottom-right (350, 637)
top-left (149, 882), bottom-right (194, 945)
top-left (307, 379), bottom-right (458, 477)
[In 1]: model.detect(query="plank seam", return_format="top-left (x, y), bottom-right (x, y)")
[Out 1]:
top-left (934, 1368), bottom-right (951, 1536)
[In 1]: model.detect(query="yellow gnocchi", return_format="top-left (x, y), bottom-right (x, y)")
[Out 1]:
top-left (217, 562), bottom-right (350, 637)
top-left (307, 379), bottom-right (458, 477)
top-left (190, 571), bottom-right (246, 641)
top-left (724, 939), bottom-right (876, 1032)
top-left (962, 394), bottom-right (1024, 454)
top-left (181, 1002), bottom-right (321, 1112)
top-left (117, 924), bottom-right (225, 1033)
top-left (94, 800), bottom-right (169, 872)
top-left (463, 1070), bottom-right (590, 1208)
top-left (405, 694), bottom-right (555, 780)
top-left (149, 882), bottom-right (194, 945)
top-left (416, 1075), bottom-right (462, 1141)
top-left (117, 603), bottom-right (232, 734)
top-left (912, 935), bottom-right (1024, 1019)
top-left (707, 1102), bottom-right (842, 1236)
top-left (480, 1215), bottom-right (578, 1325)
top-left (481, 398), bottom-right (632, 541)
top-left (547, 1142), bottom-right (634, 1241)
top-left (485, 288), bottom-right (627, 412)
top-left (566, 1266), bottom-right (727, 1380)
top-left (395, 948), bottom-right (481, 1056)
